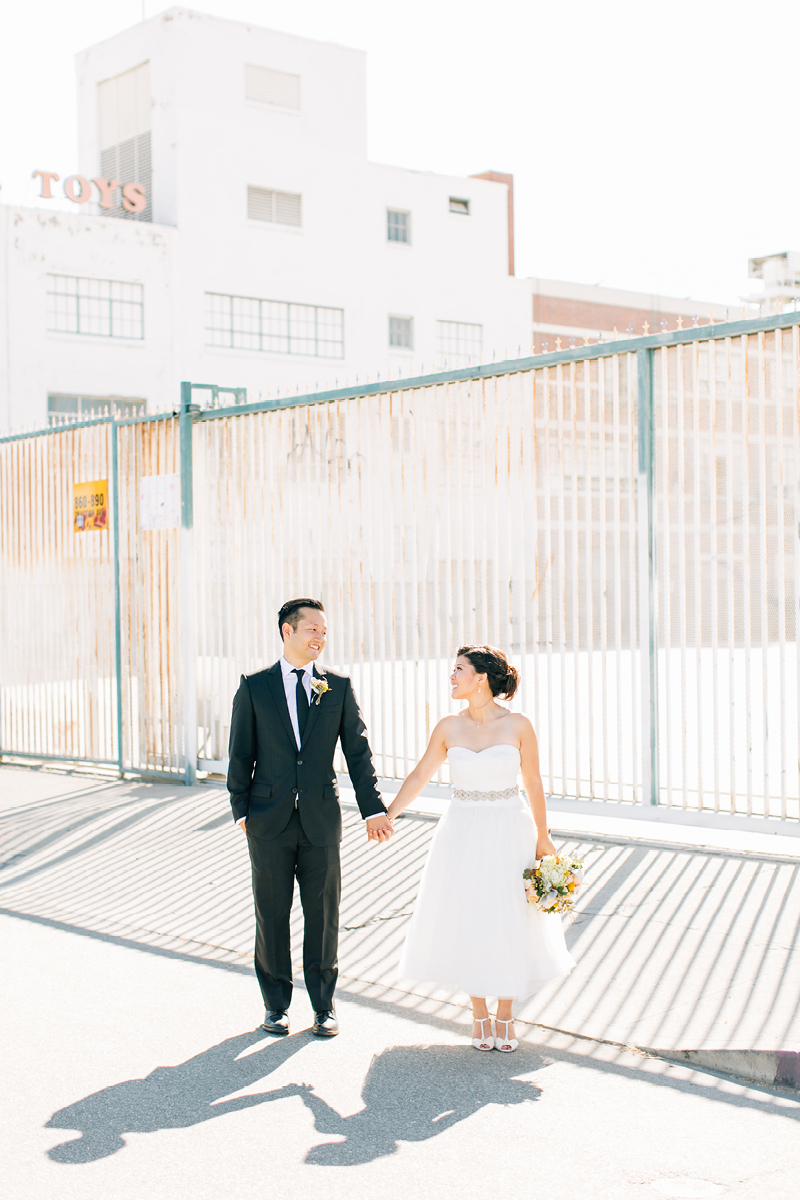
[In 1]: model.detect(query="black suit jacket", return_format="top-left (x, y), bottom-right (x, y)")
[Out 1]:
top-left (227, 661), bottom-right (386, 846)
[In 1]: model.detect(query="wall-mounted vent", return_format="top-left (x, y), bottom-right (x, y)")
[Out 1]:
top-left (245, 65), bottom-right (301, 109)
top-left (97, 61), bottom-right (152, 222)
top-left (248, 186), bottom-right (302, 226)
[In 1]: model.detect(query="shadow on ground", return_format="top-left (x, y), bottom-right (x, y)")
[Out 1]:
top-left (45, 1031), bottom-right (544, 1165)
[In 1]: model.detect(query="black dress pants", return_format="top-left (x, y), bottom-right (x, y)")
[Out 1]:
top-left (247, 809), bottom-right (341, 1013)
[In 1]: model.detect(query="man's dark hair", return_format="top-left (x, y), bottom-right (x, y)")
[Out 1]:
top-left (278, 598), bottom-right (325, 641)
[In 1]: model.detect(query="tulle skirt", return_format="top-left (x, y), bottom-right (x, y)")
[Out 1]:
top-left (398, 795), bottom-right (576, 1000)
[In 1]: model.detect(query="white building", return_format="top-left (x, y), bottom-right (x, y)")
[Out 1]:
top-left (0, 7), bottom-right (532, 431)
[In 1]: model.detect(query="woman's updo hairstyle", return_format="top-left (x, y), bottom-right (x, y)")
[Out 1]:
top-left (456, 645), bottom-right (520, 701)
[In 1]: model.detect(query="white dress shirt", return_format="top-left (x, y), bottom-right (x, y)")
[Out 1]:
top-left (237, 656), bottom-right (383, 828)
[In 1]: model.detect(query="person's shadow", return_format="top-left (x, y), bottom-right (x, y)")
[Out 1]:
top-left (46, 1030), bottom-right (545, 1165)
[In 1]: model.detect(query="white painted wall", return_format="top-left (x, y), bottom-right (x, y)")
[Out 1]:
top-left (0, 206), bottom-right (176, 431)
top-left (1, 7), bottom-right (530, 431)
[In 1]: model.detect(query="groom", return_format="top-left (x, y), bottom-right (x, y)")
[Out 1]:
top-left (227, 598), bottom-right (393, 1038)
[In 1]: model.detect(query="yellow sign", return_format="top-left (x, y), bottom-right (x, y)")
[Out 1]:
top-left (73, 480), bottom-right (108, 532)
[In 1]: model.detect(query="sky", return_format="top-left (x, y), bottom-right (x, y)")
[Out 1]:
top-left (1, 0), bottom-right (797, 306)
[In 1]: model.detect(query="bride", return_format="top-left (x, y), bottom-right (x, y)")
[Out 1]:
top-left (385, 645), bottom-right (576, 1052)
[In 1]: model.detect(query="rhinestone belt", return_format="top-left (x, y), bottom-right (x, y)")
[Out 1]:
top-left (452, 785), bottom-right (520, 803)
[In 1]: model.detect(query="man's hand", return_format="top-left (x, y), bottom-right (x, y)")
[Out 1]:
top-left (366, 814), bottom-right (394, 843)
top-left (237, 818), bottom-right (247, 833)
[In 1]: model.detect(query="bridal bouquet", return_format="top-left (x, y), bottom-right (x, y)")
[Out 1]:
top-left (523, 854), bottom-right (585, 916)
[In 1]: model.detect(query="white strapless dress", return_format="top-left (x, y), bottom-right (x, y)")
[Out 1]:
top-left (398, 745), bottom-right (576, 1000)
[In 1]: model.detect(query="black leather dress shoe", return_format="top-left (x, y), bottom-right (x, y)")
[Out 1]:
top-left (312, 1010), bottom-right (339, 1037)
top-left (260, 1010), bottom-right (290, 1036)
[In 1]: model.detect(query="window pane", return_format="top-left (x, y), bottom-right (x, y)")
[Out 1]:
top-left (111, 299), bottom-right (144, 339)
top-left (80, 294), bottom-right (111, 337)
top-left (261, 300), bottom-right (290, 353)
top-left (232, 296), bottom-right (261, 350)
top-left (205, 293), bottom-right (232, 347)
top-left (389, 315), bottom-right (412, 348)
top-left (47, 274), bottom-right (142, 338)
top-left (436, 320), bottom-right (482, 361)
top-left (449, 197), bottom-right (470, 215)
top-left (204, 293), bottom-right (343, 358)
top-left (288, 303), bottom-right (317, 355)
top-left (47, 290), bottom-right (78, 333)
top-left (317, 307), bottom-right (344, 358)
top-left (387, 210), bottom-right (409, 243)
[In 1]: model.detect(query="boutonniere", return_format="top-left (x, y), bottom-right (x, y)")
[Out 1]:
top-left (310, 677), bottom-right (331, 706)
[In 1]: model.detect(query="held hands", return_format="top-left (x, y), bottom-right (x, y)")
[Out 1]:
top-left (366, 814), bottom-right (394, 843)
top-left (535, 829), bottom-right (557, 859)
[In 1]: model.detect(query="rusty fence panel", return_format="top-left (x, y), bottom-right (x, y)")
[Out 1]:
top-left (2, 312), bottom-right (800, 820)
top-left (193, 356), bottom-right (642, 802)
top-left (116, 417), bottom-right (182, 774)
top-left (0, 422), bottom-right (118, 764)
top-left (654, 328), bottom-right (800, 818)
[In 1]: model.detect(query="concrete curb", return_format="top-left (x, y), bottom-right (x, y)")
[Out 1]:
top-left (648, 1048), bottom-right (800, 1090)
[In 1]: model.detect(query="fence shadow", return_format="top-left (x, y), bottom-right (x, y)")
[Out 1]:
top-left (45, 1031), bottom-right (543, 1165)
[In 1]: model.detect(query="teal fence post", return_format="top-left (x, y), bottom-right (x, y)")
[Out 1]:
top-left (110, 420), bottom-right (124, 776)
top-left (180, 381), bottom-right (198, 785)
top-left (637, 348), bottom-right (659, 805)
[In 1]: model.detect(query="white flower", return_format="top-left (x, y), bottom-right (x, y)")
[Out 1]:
top-left (309, 677), bottom-right (331, 706)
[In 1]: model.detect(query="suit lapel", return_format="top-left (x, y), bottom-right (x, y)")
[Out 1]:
top-left (300, 664), bottom-right (326, 747)
top-left (266, 661), bottom-right (298, 750)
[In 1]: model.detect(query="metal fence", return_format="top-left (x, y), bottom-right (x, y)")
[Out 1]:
top-left (2, 312), bottom-right (799, 821)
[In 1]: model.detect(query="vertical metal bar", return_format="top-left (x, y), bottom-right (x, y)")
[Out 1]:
top-left (792, 325), bottom-right (800, 817)
top-left (543, 367), bottom-right (555, 796)
top-left (658, 346), bottom-right (673, 806)
top-left (612, 354), bottom-right (624, 799)
top-left (709, 341), bottom-right (721, 812)
top-left (758, 333), bottom-right (770, 813)
top-left (598, 358), bottom-right (609, 800)
top-left (570, 362), bottom-right (580, 796)
top-left (180, 381), bottom-right (198, 785)
top-left (742, 336), bottom-right (754, 815)
top-left (556, 363), bottom-right (568, 796)
top-left (110, 419), bottom-right (124, 775)
top-left (775, 328), bottom-right (787, 818)
top-left (692, 342), bottom-right (704, 810)
top-left (627, 355), bottom-right (640, 801)
top-left (725, 337), bottom-right (737, 810)
top-left (676, 345), bottom-right (688, 808)
top-left (637, 348), bottom-right (658, 805)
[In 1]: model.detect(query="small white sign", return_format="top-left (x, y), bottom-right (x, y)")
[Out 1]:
top-left (139, 473), bottom-right (181, 531)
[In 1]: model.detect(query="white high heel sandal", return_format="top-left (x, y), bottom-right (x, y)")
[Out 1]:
top-left (494, 1018), bottom-right (518, 1053)
top-left (471, 1016), bottom-right (494, 1051)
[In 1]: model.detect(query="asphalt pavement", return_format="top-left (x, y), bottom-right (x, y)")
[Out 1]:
top-left (1, 763), bottom-right (799, 1200)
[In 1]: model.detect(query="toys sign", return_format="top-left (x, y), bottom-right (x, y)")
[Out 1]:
top-left (32, 170), bottom-right (146, 214)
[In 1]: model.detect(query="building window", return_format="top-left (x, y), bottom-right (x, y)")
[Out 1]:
top-left (248, 186), bottom-right (302, 227)
top-left (245, 64), bottom-right (301, 109)
top-left (48, 394), bottom-right (146, 425)
top-left (97, 61), bottom-right (152, 222)
top-left (449, 197), bottom-right (470, 215)
top-left (205, 293), bottom-right (344, 358)
top-left (389, 315), bottom-right (413, 349)
top-left (436, 319), bottom-right (482, 361)
top-left (47, 275), bottom-right (144, 339)
top-left (387, 209), bottom-right (410, 243)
